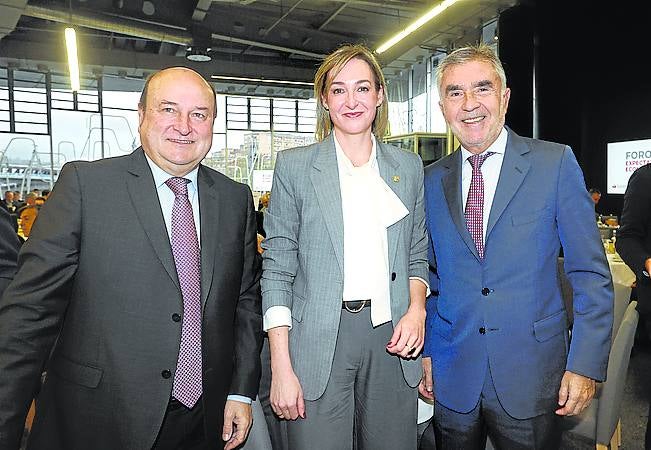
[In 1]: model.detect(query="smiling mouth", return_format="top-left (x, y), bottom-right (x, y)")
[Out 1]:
top-left (343, 112), bottom-right (364, 118)
top-left (462, 116), bottom-right (485, 124)
top-left (168, 138), bottom-right (194, 144)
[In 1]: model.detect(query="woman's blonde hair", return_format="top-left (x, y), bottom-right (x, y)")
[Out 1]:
top-left (314, 44), bottom-right (388, 142)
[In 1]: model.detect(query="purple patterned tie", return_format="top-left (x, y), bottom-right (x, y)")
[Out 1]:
top-left (165, 177), bottom-right (203, 408)
top-left (465, 152), bottom-right (494, 259)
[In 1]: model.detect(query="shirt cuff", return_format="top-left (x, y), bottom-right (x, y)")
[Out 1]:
top-left (227, 395), bottom-right (252, 404)
top-left (410, 276), bottom-right (431, 297)
top-left (263, 305), bottom-right (292, 332)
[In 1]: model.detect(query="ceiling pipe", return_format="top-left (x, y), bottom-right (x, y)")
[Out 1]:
top-left (22, 3), bottom-right (325, 59)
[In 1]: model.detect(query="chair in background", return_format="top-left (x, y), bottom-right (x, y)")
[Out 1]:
top-left (557, 257), bottom-right (574, 324)
top-left (562, 301), bottom-right (639, 450)
top-left (612, 283), bottom-right (632, 342)
top-left (558, 256), bottom-right (631, 341)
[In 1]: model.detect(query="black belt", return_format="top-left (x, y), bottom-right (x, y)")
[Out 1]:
top-left (342, 300), bottom-right (371, 313)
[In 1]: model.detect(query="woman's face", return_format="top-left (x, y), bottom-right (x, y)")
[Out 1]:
top-left (322, 58), bottom-right (383, 138)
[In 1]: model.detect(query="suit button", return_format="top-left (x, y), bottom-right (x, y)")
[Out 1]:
top-left (161, 370), bottom-right (171, 379)
top-left (172, 313), bottom-right (181, 322)
top-left (391, 272), bottom-right (396, 281)
top-left (479, 327), bottom-right (486, 335)
top-left (481, 287), bottom-right (490, 296)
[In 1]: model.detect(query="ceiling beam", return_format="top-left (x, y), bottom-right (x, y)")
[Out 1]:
top-left (0, 39), bottom-right (317, 83)
top-left (192, 0), bottom-right (212, 22)
top-left (22, 3), bottom-right (326, 59)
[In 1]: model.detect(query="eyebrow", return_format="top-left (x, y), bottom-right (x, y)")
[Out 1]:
top-left (330, 79), bottom-right (372, 86)
top-left (159, 100), bottom-right (211, 111)
top-left (445, 79), bottom-right (495, 93)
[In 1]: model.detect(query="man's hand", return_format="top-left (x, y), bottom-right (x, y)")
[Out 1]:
top-left (418, 356), bottom-right (434, 400)
top-left (222, 400), bottom-right (253, 450)
top-left (555, 370), bottom-right (596, 416)
top-left (270, 366), bottom-right (305, 420)
top-left (387, 305), bottom-right (425, 359)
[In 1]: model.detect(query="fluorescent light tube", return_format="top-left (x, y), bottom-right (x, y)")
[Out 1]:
top-left (376, 0), bottom-right (460, 54)
top-left (65, 27), bottom-right (81, 92)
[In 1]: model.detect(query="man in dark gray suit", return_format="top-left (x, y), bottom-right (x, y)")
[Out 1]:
top-left (0, 67), bottom-right (262, 450)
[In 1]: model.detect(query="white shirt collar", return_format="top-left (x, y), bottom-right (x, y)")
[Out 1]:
top-left (461, 127), bottom-right (508, 162)
top-left (333, 132), bottom-right (378, 175)
top-left (144, 153), bottom-right (199, 189)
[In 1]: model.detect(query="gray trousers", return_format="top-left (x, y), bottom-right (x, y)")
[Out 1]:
top-left (287, 307), bottom-right (417, 450)
top-left (241, 397), bottom-right (273, 450)
top-left (259, 336), bottom-right (288, 450)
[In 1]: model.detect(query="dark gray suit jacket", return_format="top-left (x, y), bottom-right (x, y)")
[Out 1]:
top-left (0, 148), bottom-right (262, 450)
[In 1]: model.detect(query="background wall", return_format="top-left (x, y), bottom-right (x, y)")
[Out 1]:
top-left (499, 0), bottom-right (651, 217)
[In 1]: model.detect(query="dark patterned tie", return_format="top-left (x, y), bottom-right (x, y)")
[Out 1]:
top-left (165, 177), bottom-right (203, 408)
top-left (465, 152), bottom-right (494, 259)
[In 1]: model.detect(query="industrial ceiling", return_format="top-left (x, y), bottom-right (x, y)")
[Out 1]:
top-left (0, 0), bottom-right (518, 97)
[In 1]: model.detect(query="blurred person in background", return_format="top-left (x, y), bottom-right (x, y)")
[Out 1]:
top-left (615, 163), bottom-right (651, 449)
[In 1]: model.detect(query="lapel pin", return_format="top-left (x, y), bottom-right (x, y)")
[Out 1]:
top-left (392, 175), bottom-right (400, 183)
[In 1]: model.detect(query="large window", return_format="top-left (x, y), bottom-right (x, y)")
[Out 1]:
top-left (0, 67), bottom-right (316, 196)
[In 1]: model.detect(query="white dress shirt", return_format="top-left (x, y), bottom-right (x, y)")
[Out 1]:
top-left (337, 134), bottom-right (408, 326)
top-left (145, 155), bottom-right (251, 404)
top-left (145, 155), bottom-right (200, 243)
top-left (461, 127), bottom-right (508, 240)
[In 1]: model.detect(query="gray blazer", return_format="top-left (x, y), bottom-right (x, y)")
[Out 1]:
top-left (261, 134), bottom-right (429, 400)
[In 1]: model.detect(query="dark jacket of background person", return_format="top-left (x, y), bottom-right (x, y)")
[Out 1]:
top-left (616, 163), bottom-right (651, 316)
top-left (0, 149), bottom-right (262, 450)
top-left (615, 162), bottom-right (651, 450)
top-left (0, 208), bottom-right (20, 296)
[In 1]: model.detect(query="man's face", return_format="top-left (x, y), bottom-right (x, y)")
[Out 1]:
top-left (138, 68), bottom-right (215, 177)
top-left (4, 192), bottom-right (13, 202)
top-left (439, 60), bottom-right (510, 154)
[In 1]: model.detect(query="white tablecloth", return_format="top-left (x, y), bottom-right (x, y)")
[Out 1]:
top-left (607, 253), bottom-right (636, 287)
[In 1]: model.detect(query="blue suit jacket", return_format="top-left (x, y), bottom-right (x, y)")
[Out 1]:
top-left (423, 128), bottom-right (613, 419)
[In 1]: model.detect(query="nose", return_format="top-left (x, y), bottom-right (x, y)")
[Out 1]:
top-left (174, 115), bottom-right (191, 135)
top-left (462, 90), bottom-right (480, 111)
top-left (344, 90), bottom-right (358, 109)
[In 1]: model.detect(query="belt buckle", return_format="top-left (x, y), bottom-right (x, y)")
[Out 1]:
top-left (344, 300), bottom-right (368, 313)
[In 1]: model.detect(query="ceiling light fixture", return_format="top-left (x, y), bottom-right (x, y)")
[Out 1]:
top-left (376, 0), bottom-right (459, 54)
top-left (211, 75), bottom-right (313, 86)
top-left (186, 46), bottom-right (212, 62)
top-left (64, 27), bottom-right (81, 92)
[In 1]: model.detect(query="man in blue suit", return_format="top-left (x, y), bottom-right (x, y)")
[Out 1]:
top-left (420, 44), bottom-right (613, 449)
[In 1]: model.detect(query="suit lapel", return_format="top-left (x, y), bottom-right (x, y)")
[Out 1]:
top-left (198, 166), bottom-right (219, 308)
top-left (377, 142), bottom-right (403, 269)
top-left (485, 130), bottom-right (531, 240)
top-left (310, 135), bottom-right (344, 275)
top-left (441, 150), bottom-right (481, 260)
top-left (125, 148), bottom-right (179, 289)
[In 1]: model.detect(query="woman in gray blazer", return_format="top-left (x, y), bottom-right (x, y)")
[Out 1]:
top-left (261, 44), bottom-right (429, 450)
